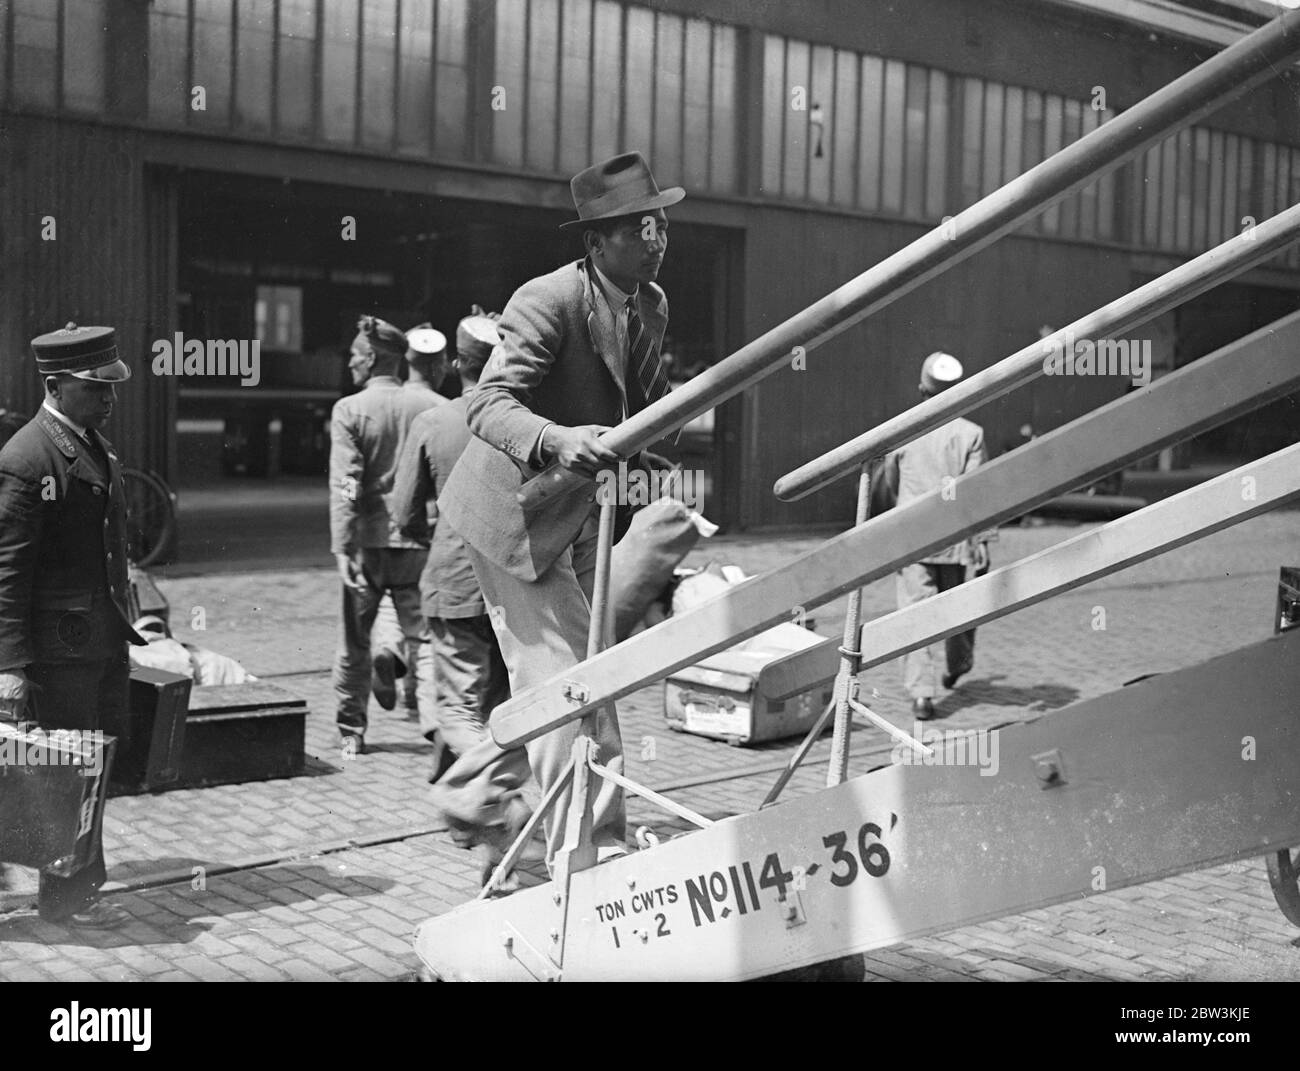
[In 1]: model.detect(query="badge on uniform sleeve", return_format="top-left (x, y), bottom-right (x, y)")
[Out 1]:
top-left (57, 612), bottom-right (92, 653)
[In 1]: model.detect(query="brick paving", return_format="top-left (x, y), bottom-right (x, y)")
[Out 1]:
top-left (2, 511), bottom-right (1299, 980)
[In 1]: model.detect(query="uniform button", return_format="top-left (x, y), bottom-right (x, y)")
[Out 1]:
top-left (93, 486), bottom-right (103, 496)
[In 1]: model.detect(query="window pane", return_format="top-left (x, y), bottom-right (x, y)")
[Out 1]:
top-left (831, 48), bottom-right (858, 207)
top-left (1222, 135), bottom-right (1239, 244)
top-left (1175, 127), bottom-right (1193, 250)
top-left (880, 59), bottom-right (905, 213)
top-left (925, 68), bottom-right (947, 219)
top-left (1206, 130), bottom-right (1225, 247)
top-left (653, 12), bottom-right (683, 183)
top-left (760, 34), bottom-right (785, 196)
top-left (591, 1), bottom-right (622, 162)
top-left (492, 0), bottom-right (525, 164)
top-left (1259, 140), bottom-right (1278, 219)
top-left (1236, 136), bottom-right (1253, 239)
top-left (396, 0), bottom-right (432, 153)
top-left (1077, 107), bottom-right (1101, 239)
top-left (1192, 127), bottom-right (1210, 249)
top-left (191, 0), bottom-right (233, 127)
top-left (902, 63), bottom-right (926, 218)
top-left (805, 43), bottom-right (832, 204)
top-left (434, 0), bottom-right (468, 158)
top-left (320, 0), bottom-right (358, 144)
top-left (63, 0), bottom-right (107, 114)
top-left (0, 0), bottom-right (8, 108)
top-left (1040, 95), bottom-right (1062, 234)
top-left (148, 0), bottom-right (188, 124)
top-left (1060, 98), bottom-right (1082, 238)
top-left (360, 0), bottom-right (397, 149)
top-left (12, 0), bottom-right (58, 108)
top-left (857, 56), bottom-right (883, 212)
top-left (980, 82), bottom-right (1002, 198)
top-left (275, 0), bottom-right (316, 137)
top-left (709, 23), bottom-right (737, 193)
top-left (682, 17), bottom-right (710, 189)
top-left (1159, 135), bottom-right (1178, 249)
top-left (624, 6), bottom-right (654, 159)
top-left (1001, 85), bottom-right (1023, 184)
top-left (1095, 108), bottom-right (1117, 241)
top-left (526, 0), bottom-right (560, 172)
top-left (559, 0), bottom-right (593, 174)
top-left (781, 37), bottom-right (809, 200)
top-left (235, 0), bottom-right (273, 132)
top-left (959, 76), bottom-right (982, 209)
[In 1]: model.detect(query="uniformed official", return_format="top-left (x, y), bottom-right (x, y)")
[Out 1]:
top-left (330, 316), bottom-right (445, 753)
top-left (883, 352), bottom-right (991, 720)
top-left (0, 322), bottom-right (144, 927)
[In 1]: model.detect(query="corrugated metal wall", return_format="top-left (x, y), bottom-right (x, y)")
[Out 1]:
top-left (0, 114), bottom-right (176, 482)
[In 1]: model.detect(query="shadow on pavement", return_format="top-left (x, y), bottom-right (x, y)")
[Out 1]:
top-left (935, 676), bottom-right (1081, 718)
top-left (0, 860), bottom-right (397, 949)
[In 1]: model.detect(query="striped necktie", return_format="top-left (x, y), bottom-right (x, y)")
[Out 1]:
top-left (625, 296), bottom-right (669, 414)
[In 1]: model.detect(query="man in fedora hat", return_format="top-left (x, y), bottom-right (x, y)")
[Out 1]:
top-left (0, 322), bottom-right (144, 928)
top-left (881, 352), bottom-right (992, 720)
top-left (435, 152), bottom-right (682, 870)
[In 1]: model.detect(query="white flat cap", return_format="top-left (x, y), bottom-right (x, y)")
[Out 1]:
top-left (921, 351), bottom-right (963, 393)
top-left (405, 325), bottom-right (447, 357)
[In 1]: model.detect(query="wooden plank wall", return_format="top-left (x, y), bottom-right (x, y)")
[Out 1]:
top-left (0, 114), bottom-right (175, 482)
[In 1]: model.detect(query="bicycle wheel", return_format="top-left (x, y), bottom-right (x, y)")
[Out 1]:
top-left (121, 467), bottom-right (178, 567)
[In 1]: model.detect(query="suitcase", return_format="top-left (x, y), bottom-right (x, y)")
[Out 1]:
top-left (106, 666), bottom-right (192, 796)
top-left (0, 723), bottom-right (116, 876)
top-left (664, 623), bottom-right (839, 745)
top-left (180, 682), bottom-right (306, 787)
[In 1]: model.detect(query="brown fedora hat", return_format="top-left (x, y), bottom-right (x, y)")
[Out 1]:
top-left (560, 152), bottom-right (685, 230)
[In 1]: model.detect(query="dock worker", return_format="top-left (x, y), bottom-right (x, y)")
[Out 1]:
top-left (329, 316), bottom-right (444, 754)
top-left (883, 352), bottom-right (991, 721)
top-left (371, 323), bottom-right (449, 716)
top-left (436, 152), bottom-right (682, 870)
top-left (0, 323), bottom-right (145, 928)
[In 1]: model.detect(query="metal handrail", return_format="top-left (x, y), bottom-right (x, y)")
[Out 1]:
top-left (516, 9), bottom-right (1300, 513)
top-left (775, 201), bottom-right (1300, 501)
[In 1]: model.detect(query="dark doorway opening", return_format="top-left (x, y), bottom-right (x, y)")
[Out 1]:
top-left (169, 170), bottom-right (740, 568)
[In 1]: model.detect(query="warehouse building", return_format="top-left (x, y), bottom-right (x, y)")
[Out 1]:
top-left (1, 0), bottom-right (1297, 535)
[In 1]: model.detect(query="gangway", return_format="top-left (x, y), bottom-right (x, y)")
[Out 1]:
top-left (414, 9), bottom-right (1300, 981)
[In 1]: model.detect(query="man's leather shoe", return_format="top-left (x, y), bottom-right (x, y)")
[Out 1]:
top-left (912, 697), bottom-right (936, 721)
top-left (942, 671), bottom-right (966, 689)
top-left (341, 732), bottom-right (367, 756)
top-left (371, 651), bottom-right (398, 711)
top-left (64, 901), bottom-right (130, 930)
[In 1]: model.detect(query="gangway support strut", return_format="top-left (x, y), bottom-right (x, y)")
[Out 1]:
top-left (491, 311), bottom-right (1300, 750)
top-left (414, 630), bottom-right (1300, 981)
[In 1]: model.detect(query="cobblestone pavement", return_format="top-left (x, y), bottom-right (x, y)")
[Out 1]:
top-left (2, 512), bottom-right (1298, 981)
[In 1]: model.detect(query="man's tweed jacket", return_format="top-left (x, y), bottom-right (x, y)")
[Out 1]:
top-left (437, 256), bottom-right (668, 581)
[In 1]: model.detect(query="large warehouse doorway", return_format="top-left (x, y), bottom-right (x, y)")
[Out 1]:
top-left (170, 171), bottom-right (741, 567)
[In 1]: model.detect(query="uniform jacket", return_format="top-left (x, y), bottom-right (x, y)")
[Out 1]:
top-left (886, 417), bottom-right (988, 565)
top-left (329, 375), bottom-right (446, 556)
top-left (437, 257), bottom-right (669, 581)
top-left (391, 395), bottom-right (485, 619)
top-left (0, 408), bottom-right (145, 668)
